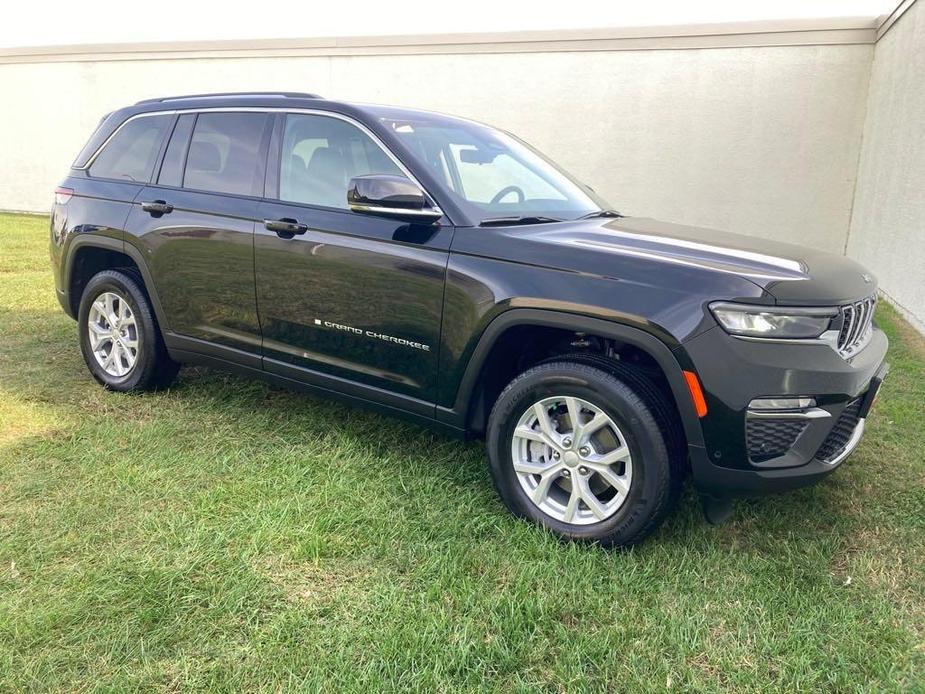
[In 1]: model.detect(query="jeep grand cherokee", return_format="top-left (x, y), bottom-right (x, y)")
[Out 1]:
top-left (50, 92), bottom-right (889, 546)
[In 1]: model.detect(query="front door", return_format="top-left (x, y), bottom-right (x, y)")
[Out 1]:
top-left (254, 112), bottom-right (452, 411)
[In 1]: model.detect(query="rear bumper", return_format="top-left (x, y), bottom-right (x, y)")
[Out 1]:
top-left (683, 325), bottom-right (889, 498)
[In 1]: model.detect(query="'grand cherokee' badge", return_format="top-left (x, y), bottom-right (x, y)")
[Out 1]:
top-left (313, 319), bottom-right (431, 351)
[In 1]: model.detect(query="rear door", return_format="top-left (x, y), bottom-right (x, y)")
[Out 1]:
top-left (124, 111), bottom-right (273, 363)
top-left (254, 112), bottom-right (452, 410)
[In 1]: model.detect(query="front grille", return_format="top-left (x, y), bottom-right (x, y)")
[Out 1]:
top-left (747, 418), bottom-right (808, 463)
top-left (815, 398), bottom-right (862, 463)
top-left (836, 295), bottom-right (876, 358)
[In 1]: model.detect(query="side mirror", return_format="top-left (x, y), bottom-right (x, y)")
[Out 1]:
top-left (347, 174), bottom-right (442, 225)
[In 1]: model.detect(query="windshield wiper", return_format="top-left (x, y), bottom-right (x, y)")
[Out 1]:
top-left (578, 209), bottom-right (623, 220)
top-left (478, 215), bottom-right (563, 227)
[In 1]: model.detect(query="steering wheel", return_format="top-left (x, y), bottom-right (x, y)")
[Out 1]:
top-left (489, 185), bottom-right (525, 206)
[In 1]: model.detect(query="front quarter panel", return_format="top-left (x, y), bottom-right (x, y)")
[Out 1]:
top-left (438, 225), bottom-right (767, 408)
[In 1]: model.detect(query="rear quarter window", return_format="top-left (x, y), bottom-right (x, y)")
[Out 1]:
top-left (88, 114), bottom-right (173, 182)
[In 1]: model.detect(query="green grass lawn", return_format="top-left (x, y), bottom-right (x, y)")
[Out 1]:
top-left (1, 212), bottom-right (923, 692)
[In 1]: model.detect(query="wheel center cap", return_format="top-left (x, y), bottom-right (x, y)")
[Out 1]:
top-left (563, 450), bottom-right (580, 467)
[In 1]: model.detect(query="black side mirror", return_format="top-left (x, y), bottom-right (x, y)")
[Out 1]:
top-left (347, 174), bottom-right (442, 225)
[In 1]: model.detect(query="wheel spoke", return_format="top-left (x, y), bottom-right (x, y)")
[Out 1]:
top-left (593, 445), bottom-right (631, 466)
top-left (589, 463), bottom-right (631, 496)
top-left (576, 475), bottom-right (608, 520)
top-left (101, 345), bottom-right (116, 371)
top-left (576, 412), bottom-right (609, 444)
top-left (533, 402), bottom-right (558, 441)
top-left (103, 294), bottom-right (119, 327)
top-left (513, 458), bottom-right (557, 476)
top-left (563, 483), bottom-right (581, 522)
top-left (93, 336), bottom-right (112, 352)
top-left (88, 323), bottom-right (110, 350)
top-left (90, 301), bottom-right (106, 327)
top-left (113, 342), bottom-right (126, 376)
top-left (531, 469), bottom-right (561, 505)
top-left (564, 397), bottom-right (582, 436)
top-left (513, 425), bottom-right (557, 450)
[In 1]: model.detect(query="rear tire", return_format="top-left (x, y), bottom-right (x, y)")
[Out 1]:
top-left (486, 360), bottom-right (683, 547)
top-left (77, 269), bottom-right (179, 392)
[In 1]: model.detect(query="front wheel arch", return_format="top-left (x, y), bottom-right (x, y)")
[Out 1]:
top-left (441, 309), bottom-right (704, 448)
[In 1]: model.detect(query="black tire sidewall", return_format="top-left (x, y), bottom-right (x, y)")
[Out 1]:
top-left (78, 271), bottom-right (159, 392)
top-left (487, 363), bottom-right (672, 545)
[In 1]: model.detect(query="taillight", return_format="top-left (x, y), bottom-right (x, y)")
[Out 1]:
top-left (54, 187), bottom-right (74, 205)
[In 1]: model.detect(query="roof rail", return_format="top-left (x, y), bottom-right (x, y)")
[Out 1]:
top-left (135, 92), bottom-right (323, 105)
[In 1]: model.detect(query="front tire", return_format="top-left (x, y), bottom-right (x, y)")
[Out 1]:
top-left (486, 360), bottom-right (683, 547)
top-left (77, 269), bottom-right (179, 392)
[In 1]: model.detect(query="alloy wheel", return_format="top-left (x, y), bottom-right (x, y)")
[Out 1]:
top-left (87, 291), bottom-right (139, 378)
top-left (511, 396), bottom-right (633, 525)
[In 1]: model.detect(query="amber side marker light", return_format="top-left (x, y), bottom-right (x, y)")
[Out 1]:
top-left (683, 370), bottom-right (708, 418)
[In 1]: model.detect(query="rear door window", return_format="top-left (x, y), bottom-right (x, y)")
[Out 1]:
top-left (183, 113), bottom-right (270, 196)
top-left (88, 114), bottom-right (173, 182)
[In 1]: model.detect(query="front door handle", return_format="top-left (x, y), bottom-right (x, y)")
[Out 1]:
top-left (264, 218), bottom-right (309, 237)
top-left (141, 200), bottom-right (173, 216)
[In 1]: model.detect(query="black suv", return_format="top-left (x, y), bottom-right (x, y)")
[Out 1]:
top-left (50, 92), bottom-right (889, 546)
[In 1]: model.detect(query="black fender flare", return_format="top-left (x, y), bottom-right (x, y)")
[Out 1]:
top-left (436, 308), bottom-right (705, 447)
top-left (63, 234), bottom-right (172, 333)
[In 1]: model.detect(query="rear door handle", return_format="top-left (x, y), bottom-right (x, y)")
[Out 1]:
top-left (141, 200), bottom-right (173, 215)
top-left (264, 218), bottom-right (309, 237)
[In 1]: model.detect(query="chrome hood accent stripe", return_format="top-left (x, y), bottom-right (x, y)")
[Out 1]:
top-left (570, 236), bottom-right (809, 282)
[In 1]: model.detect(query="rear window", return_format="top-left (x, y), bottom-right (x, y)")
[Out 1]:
top-left (183, 113), bottom-right (270, 196)
top-left (88, 114), bottom-right (172, 182)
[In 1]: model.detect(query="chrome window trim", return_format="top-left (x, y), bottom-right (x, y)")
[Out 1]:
top-left (77, 106), bottom-right (445, 219)
top-left (81, 110), bottom-right (178, 170)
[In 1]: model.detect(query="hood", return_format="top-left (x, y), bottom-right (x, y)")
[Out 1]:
top-left (600, 217), bottom-right (877, 305)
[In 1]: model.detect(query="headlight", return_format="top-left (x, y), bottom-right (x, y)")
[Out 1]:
top-left (709, 302), bottom-right (836, 338)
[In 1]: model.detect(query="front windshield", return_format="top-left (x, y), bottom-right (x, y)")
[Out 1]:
top-left (377, 111), bottom-right (608, 224)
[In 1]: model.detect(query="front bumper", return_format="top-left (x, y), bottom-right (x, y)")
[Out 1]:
top-left (681, 324), bottom-right (889, 498)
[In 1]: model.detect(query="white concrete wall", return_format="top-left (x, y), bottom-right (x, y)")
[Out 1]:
top-left (847, 0), bottom-right (925, 333)
top-left (0, 42), bottom-right (873, 254)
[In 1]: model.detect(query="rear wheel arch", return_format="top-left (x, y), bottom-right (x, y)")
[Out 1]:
top-left (66, 237), bottom-right (170, 332)
top-left (445, 309), bottom-right (704, 447)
